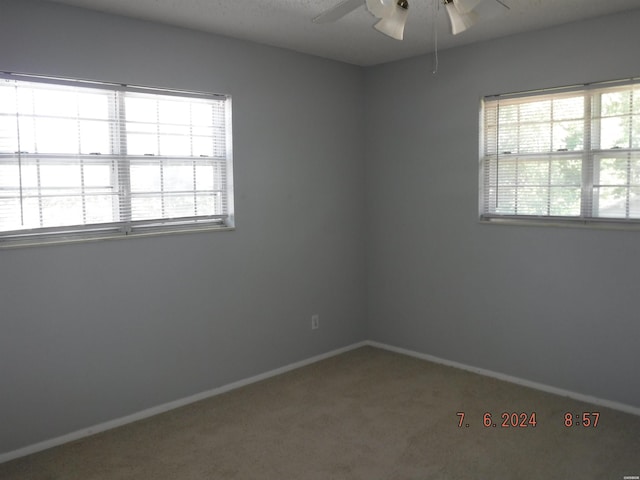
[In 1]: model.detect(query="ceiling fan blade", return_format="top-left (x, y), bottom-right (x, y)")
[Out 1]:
top-left (313, 0), bottom-right (363, 23)
top-left (470, 0), bottom-right (509, 21)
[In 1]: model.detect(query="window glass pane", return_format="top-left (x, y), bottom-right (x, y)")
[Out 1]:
top-left (32, 88), bottom-right (77, 118)
top-left (128, 123), bottom-right (157, 134)
top-left (158, 99), bottom-right (190, 125)
top-left (39, 164), bottom-right (81, 189)
top-left (40, 195), bottom-right (83, 227)
top-left (487, 156), bottom-right (582, 218)
top-left (517, 186), bottom-right (549, 215)
top-left (85, 195), bottom-right (116, 224)
top-left (77, 92), bottom-right (111, 120)
top-left (498, 104), bottom-right (518, 124)
top-left (83, 162), bottom-right (113, 188)
top-left (518, 123), bottom-right (551, 153)
top-left (159, 124), bottom-right (190, 136)
top-left (213, 163), bottom-right (226, 191)
top-left (550, 158), bottom-right (581, 185)
top-left (125, 97), bottom-right (157, 123)
top-left (0, 161), bottom-right (19, 187)
top-left (192, 137), bottom-right (214, 157)
top-left (593, 156), bottom-right (640, 219)
top-left (497, 124), bottom-right (518, 154)
top-left (553, 96), bottom-right (583, 120)
top-left (483, 82), bottom-right (640, 224)
top-left (629, 187), bottom-right (640, 218)
top-left (192, 126), bottom-right (214, 137)
top-left (601, 91), bottom-right (631, 117)
top-left (9, 85), bottom-right (110, 154)
top-left (0, 116), bottom-right (18, 153)
top-left (15, 86), bottom-right (36, 114)
top-left (600, 117), bottom-right (631, 149)
top-left (164, 163), bottom-right (193, 191)
top-left (633, 115), bottom-right (640, 149)
top-left (0, 83), bottom-right (17, 114)
top-left (164, 194), bottom-right (195, 218)
top-left (131, 196), bottom-right (162, 220)
top-left (597, 158), bottom-right (627, 186)
top-left (495, 187), bottom-right (516, 214)
top-left (0, 75), bottom-right (231, 243)
top-left (125, 96), bottom-right (223, 159)
top-left (631, 157), bottom-right (640, 184)
top-left (0, 198), bottom-right (22, 231)
top-left (19, 197), bottom-right (40, 229)
top-left (195, 164), bottom-right (215, 191)
top-left (191, 103), bottom-right (213, 126)
top-left (159, 135), bottom-right (190, 156)
top-left (79, 120), bottom-right (110, 154)
top-left (549, 187), bottom-right (581, 216)
top-left (553, 120), bottom-right (583, 151)
top-left (517, 159), bottom-right (548, 185)
top-left (127, 134), bottom-right (158, 156)
top-left (195, 193), bottom-right (218, 215)
top-left (506, 96), bottom-right (587, 155)
top-left (520, 100), bottom-right (551, 122)
top-left (34, 118), bottom-right (79, 154)
top-left (19, 162), bottom-right (39, 188)
top-left (596, 187), bottom-right (627, 217)
top-left (16, 117), bottom-right (36, 153)
top-left (130, 162), bottom-right (161, 192)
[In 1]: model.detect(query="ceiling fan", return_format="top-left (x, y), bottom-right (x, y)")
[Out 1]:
top-left (313, 0), bottom-right (509, 41)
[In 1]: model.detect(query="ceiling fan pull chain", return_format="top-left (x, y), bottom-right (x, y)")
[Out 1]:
top-left (432, 0), bottom-right (440, 74)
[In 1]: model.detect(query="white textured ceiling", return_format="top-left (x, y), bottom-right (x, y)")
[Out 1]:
top-left (40, 0), bottom-right (640, 66)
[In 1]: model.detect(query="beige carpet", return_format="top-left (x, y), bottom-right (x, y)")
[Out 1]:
top-left (2, 346), bottom-right (639, 479)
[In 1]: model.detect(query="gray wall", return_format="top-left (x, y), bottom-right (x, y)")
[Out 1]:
top-left (365, 10), bottom-right (640, 409)
top-left (0, 0), bottom-right (367, 454)
top-left (2, 0), bottom-right (640, 458)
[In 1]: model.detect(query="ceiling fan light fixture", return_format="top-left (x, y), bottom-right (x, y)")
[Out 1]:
top-left (444, 0), bottom-right (478, 35)
top-left (452, 0), bottom-right (483, 14)
top-left (365, 0), bottom-right (394, 19)
top-left (374, 0), bottom-right (409, 40)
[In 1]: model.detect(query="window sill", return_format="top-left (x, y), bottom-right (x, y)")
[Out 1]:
top-left (0, 224), bottom-right (235, 250)
top-left (479, 216), bottom-right (640, 232)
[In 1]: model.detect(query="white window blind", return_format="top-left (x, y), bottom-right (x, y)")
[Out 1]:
top-left (0, 73), bottom-right (233, 245)
top-left (481, 78), bottom-right (640, 225)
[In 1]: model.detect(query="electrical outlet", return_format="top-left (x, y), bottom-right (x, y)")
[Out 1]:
top-left (311, 314), bottom-right (319, 330)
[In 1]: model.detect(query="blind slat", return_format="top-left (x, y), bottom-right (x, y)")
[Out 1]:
top-left (482, 78), bottom-right (640, 224)
top-left (0, 74), bottom-right (233, 245)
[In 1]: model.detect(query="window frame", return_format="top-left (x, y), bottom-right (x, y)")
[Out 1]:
top-left (480, 77), bottom-right (640, 229)
top-left (0, 72), bottom-right (234, 247)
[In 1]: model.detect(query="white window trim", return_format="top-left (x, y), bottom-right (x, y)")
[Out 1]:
top-left (480, 77), bottom-right (640, 229)
top-left (0, 72), bottom-right (234, 247)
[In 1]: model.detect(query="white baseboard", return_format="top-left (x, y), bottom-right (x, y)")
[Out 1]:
top-left (4, 339), bottom-right (638, 464)
top-left (367, 340), bottom-right (640, 417)
top-left (0, 341), bottom-right (367, 464)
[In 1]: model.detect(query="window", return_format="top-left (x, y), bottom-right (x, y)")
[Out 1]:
top-left (481, 78), bottom-right (640, 226)
top-left (0, 73), bottom-right (233, 246)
